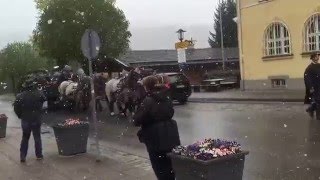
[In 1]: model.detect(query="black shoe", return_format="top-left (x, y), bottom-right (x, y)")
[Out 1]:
top-left (20, 159), bottom-right (26, 163)
top-left (36, 156), bottom-right (44, 160)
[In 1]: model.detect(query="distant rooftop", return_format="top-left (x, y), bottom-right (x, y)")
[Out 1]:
top-left (119, 48), bottom-right (239, 65)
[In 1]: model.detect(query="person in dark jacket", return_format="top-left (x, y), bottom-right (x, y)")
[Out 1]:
top-left (13, 78), bottom-right (46, 163)
top-left (133, 76), bottom-right (179, 180)
top-left (304, 53), bottom-right (320, 119)
top-left (94, 73), bottom-right (107, 112)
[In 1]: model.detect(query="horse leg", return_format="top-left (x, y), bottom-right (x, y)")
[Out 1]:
top-left (127, 98), bottom-right (134, 116)
top-left (117, 101), bottom-right (126, 116)
top-left (109, 99), bottom-right (116, 116)
top-left (107, 93), bottom-right (115, 116)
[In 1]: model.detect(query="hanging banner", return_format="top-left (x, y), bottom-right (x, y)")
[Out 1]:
top-left (177, 48), bottom-right (187, 63)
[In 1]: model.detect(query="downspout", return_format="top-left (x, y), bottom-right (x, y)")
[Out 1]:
top-left (237, 0), bottom-right (245, 90)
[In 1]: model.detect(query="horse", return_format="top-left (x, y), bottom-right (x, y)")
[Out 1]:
top-left (105, 70), bottom-right (145, 116)
top-left (58, 75), bottom-right (91, 112)
top-left (74, 76), bottom-right (91, 111)
top-left (58, 80), bottom-right (78, 99)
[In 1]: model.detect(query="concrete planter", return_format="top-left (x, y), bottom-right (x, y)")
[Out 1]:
top-left (52, 123), bottom-right (89, 156)
top-left (0, 114), bottom-right (7, 138)
top-left (168, 151), bottom-right (249, 180)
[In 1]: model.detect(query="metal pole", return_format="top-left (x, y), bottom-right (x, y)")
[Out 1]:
top-left (88, 31), bottom-right (101, 162)
top-left (236, 0), bottom-right (245, 90)
top-left (219, 0), bottom-right (226, 71)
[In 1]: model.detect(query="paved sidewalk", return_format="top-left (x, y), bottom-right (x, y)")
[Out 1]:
top-left (0, 124), bottom-right (156, 180)
top-left (189, 89), bottom-right (305, 102)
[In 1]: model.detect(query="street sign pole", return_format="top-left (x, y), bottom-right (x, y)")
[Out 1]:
top-left (81, 29), bottom-right (101, 162)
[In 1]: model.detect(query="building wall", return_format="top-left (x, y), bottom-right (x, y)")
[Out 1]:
top-left (240, 0), bottom-right (320, 90)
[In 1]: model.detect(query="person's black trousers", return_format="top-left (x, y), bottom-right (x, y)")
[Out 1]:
top-left (147, 148), bottom-right (175, 180)
top-left (95, 96), bottom-right (103, 112)
top-left (20, 121), bottom-right (43, 160)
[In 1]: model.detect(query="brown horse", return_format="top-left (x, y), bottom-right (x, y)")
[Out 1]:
top-left (74, 76), bottom-right (92, 112)
top-left (107, 70), bottom-right (144, 116)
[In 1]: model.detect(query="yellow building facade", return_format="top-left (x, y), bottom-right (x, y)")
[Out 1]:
top-left (238, 0), bottom-right (320, 90)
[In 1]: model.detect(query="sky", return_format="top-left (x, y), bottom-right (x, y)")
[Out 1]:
top-left (0, 0), bottom-right (218, 50)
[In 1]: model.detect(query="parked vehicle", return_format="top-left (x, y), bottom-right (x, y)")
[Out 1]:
top-left (17, 70), bottom-right (50, 93)
top-left (161, 73), bottom-right (192, 104)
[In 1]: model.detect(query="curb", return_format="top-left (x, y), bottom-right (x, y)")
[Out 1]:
top-left (188, 98), bottom-right (304, 103)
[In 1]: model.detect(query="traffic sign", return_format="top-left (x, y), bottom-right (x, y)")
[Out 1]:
top-left (81, 29), bottom-right (101, 60)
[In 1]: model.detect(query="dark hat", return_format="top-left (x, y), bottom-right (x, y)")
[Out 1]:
top-left (63, 65), bottom-right (72, 72)
top-left (23, 78), bottom-right (37, 88)
top-left (310, 52), bottom-right (319, 60)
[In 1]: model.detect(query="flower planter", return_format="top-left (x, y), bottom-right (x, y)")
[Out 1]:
top-left (169, 139), bottom-right (249, 180)
top-left (168, 151), bottom-right (249, 180)
top-left (52, 119), bottom-right (89, 156)
top-left (0, 114), bottom-right (7, 138)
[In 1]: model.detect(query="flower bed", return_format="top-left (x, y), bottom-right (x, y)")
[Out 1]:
top-left (0, 114), bottom-right (7, 120)
top-left (169, 139), bottom-right (248, 180)
top-left (55, 118), bottom-right (89, 128)
top-left (172, 139), bottom-right (242, 161)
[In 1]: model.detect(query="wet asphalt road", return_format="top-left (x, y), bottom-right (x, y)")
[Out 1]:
top-left (2, 97), bottom-right (320, 180)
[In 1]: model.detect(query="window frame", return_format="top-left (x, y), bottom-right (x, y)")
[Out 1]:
top-left (303, 13), bottom-right (320, 53)
top-left (264, 22), bottom-right (292, 57)
top-left (271, 79), bottom-right (287, 89)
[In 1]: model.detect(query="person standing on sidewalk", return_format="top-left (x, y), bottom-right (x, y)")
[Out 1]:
top-left (13, 78), bottom-right (46, 163)
top-left (133, 76), bottom-right (180, 180)
top-left (304, 53), bottom-right (320, 119)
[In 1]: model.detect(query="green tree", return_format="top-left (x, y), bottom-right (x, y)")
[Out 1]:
top-left (208, 0), bottom-right (238, 48)
top-left (34, 0), bottom-right (116, 11)
top-left (34, 0), bottom-right (51, 11)
top-left (0, 42), bottom-right (51, 93)
top-left (33, 0), bottom-right (131, 66)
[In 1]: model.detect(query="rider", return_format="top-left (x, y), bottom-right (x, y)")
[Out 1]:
top-left (77, 68), bottom-right (86, 81)
top-left (58, 65), bottom-right (73, 84)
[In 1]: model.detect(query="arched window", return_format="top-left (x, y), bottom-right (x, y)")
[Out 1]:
top-left (304, 13), bottom-right (320, 52)
top-left (264, 22), bottom-right (291, 56)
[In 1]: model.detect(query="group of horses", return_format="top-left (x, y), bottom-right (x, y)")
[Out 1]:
top-left (105, 70), bottom-right (146, 116)
top-left (58, 74), bottom-right (92, 111)
top-left (58, 70), bottom-right (146, 116)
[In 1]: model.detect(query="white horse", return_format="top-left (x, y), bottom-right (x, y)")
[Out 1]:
top-left (59, 80), bottom-right (78, 98)
top-left (105, 78), bottom-right (121, 116)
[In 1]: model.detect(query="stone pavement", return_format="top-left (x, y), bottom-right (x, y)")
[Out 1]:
top-left (189, 89), bottom-right (305, 102)
top-left (0, 123), bottom-right (156, 180)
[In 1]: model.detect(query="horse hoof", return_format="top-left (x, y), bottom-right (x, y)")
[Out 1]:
top-left (110, 112), bottom-right (115, 116)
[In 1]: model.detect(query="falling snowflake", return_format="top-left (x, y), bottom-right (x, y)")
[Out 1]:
top-left (283, 124), bottom-right (287, 128)
top-left (48, 19), bottom-right (53, 24)
top-left (304, 154), bottom-right (308, 157)
top-left (62, 20), bottom-right (66, 23)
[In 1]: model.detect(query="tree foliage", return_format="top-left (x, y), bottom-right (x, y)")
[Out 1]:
top-left (33, 0), bottom-right (131, 66)
top-left (209, 0), bottom-right (238, 48)
top-left (0, 42), bottom-right (52, 92)
top-left (34, 0), bottom-right (51, 11)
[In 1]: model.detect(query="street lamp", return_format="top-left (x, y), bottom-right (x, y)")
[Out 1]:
top-left (176, 29), bottom-right (186, 42)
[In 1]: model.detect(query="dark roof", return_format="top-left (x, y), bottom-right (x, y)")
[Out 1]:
top-left (93, 57), bottom-right (132, 72)
top-left (120, 48), bottom-right (239, 65)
